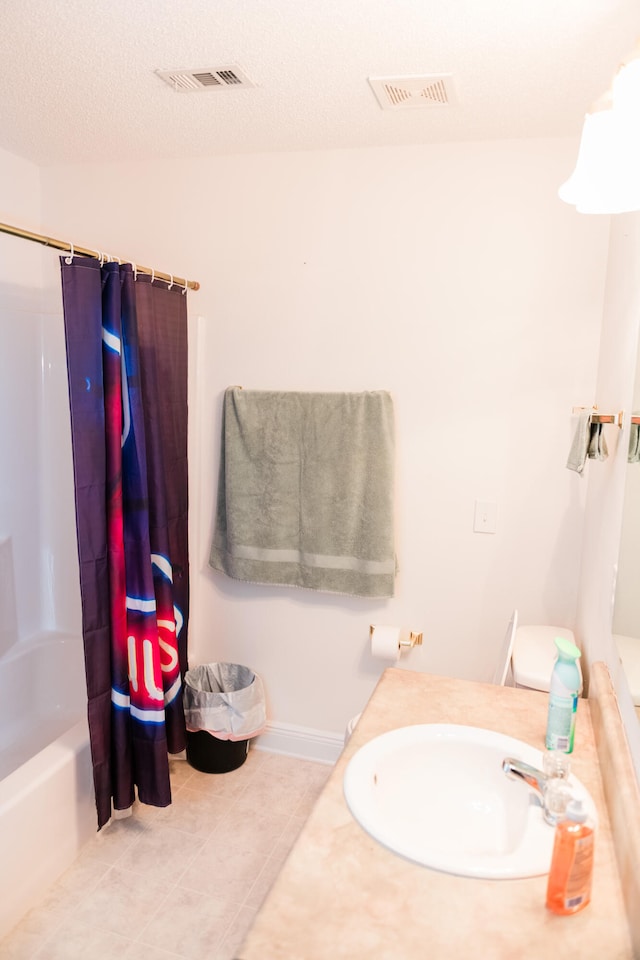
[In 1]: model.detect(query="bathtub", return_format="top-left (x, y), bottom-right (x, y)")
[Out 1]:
top-left (0, 632), bottom-right (96, 940)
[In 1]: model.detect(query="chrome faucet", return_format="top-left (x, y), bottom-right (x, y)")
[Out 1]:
top-left (501, 758), bottom-right (547, 804)
top-left (502, 757), bottom-right (571, 825)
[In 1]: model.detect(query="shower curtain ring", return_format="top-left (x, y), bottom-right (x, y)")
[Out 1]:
top-left (65, 243), bottom-right (74, 265)
top-left (167, 274), bottom-right (174, 291)
top-left (151, 268), bottom-right (155, 284)
top-left (182, 277), bottom-right (188, 295)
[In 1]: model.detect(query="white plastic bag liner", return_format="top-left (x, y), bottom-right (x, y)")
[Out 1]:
top-left (183, 662), bottom-right (266, 741)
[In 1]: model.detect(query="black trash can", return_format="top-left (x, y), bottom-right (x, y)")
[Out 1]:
top-left (183, 663), bottom-right (266, 774)
top-left (186, 730), bottom-right (249, 774)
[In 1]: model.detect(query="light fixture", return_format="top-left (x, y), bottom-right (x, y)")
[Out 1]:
top-left (559, 49), bottom-right (640, 214)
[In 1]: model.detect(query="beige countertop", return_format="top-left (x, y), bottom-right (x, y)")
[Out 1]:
top-left (239, 669), bottom-right (633, 959)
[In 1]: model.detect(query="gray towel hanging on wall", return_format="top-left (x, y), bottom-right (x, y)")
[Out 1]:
top-left (209, 387), bottom-right (396, 598)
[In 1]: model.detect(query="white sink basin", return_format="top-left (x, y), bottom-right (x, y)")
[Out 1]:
top-left (343, 723), bottom-right (596, 879)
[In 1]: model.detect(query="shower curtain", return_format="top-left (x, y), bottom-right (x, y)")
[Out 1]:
top-left (61, 257), bottom-right (189, 829)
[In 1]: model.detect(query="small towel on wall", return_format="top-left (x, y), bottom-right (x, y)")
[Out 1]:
top-left (628, 415), bottom-right (640, 463)
top-left (209, 387), bottom-right (396, 598)
top-left (566, 411), bottom-right (592, 474)
top-left (587, 422), bottom-right (608, 462)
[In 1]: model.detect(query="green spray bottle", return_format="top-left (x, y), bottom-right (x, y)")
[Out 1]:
top-left (545, 636), bottom-right (582, 753)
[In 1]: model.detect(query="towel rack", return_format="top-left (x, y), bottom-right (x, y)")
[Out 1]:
top-left (571, 406), bottom-right (624, 428)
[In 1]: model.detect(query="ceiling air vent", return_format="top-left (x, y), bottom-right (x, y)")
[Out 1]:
top-left (155, 65), bottom-right (255, 92)
top-left (368, 74), bottom-right (456, 110)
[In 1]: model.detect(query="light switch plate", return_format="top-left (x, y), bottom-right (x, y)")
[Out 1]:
top-left (474, 500), bottom-right (497, 534)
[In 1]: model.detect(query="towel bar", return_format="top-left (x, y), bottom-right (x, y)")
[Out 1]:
top-left (571, 406), bottom-right (624, 428)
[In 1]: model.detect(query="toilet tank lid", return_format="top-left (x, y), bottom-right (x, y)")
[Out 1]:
top-left (512, 625), bottom-right (576, 692)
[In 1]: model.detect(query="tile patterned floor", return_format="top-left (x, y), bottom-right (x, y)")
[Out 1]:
top-left (0, 749), bottom-right (332, 960)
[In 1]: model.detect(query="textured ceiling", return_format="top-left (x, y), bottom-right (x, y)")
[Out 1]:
top-left (1, 0), bottom-right (640, 166)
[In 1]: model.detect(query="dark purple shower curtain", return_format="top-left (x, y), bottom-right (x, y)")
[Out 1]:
top-left (61, 257), bottom-right (189, 829)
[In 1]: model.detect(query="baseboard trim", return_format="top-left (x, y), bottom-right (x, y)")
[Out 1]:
top-left (253, 721), bottom-right (344, 765)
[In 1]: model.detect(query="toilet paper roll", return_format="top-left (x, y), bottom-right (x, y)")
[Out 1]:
top-left (370, 625), bottom-right (401, 661)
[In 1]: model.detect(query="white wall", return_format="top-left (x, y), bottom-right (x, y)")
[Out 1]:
top-left (576, 213), bottom-right (640, 779)
top-left (39, 138), bottom-right (611, 736)
top-left (612, 259), bottom-right (640, 640)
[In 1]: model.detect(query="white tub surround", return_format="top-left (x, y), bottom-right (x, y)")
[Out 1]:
top-left (0, 537), bottom-right (18, 659)
top-left (239, 669), bottom-right (633, 959)
top-left (0, 633), bottom-right (95, 940)
top-left (0, 633), bottom-right (86, 780)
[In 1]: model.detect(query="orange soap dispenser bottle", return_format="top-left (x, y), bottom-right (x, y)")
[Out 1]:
top-left (546, 798), bottom-right (595, 916)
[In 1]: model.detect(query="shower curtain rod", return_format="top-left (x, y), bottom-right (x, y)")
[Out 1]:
top-left (0, 220), bottom-right (200, 291)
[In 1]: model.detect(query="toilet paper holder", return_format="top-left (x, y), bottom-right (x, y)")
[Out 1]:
top-left (369, 626), bottom-right (423, 649)
top-left (402, 630), bottom-right (424, 649)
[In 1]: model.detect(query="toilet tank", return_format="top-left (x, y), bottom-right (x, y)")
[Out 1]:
top-left (512, 625), bottom-right (579, 693)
